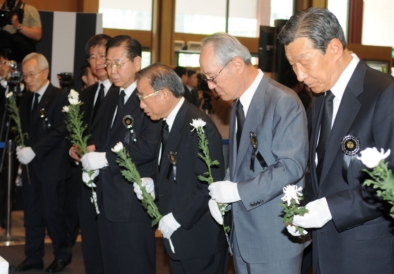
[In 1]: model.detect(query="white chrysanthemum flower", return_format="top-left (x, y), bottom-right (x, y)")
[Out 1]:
top-left (281, 185), bottom-right (303, 206)
top-left (190, 118), bottom-right (206, 132)
top-left (5, 91), bottom-right (13, 98)
top-left (358, 147), bottom-right (391, 169)
top-left (62, 106), bottom-right (69, 113)
top-left (68, 89), bottom-right (80, 105)
top-left (111, 142), bottom-right (124, 153)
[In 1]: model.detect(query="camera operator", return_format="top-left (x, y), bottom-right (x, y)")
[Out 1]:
top-left (0, 0), bottom-right (42, 63)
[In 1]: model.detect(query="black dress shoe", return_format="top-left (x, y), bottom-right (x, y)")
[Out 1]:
top-left (11, 259), bottom-right (44, 271)
top-left (45, 259), bottom-right (70, 273)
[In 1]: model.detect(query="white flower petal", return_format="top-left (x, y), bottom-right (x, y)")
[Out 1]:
top-left (358, 147), bottom-right (390, 168)
top-left (62, 106), bottom-right (70, 112)
top-left (5, 92), bottom-right (13, 98)
top-left (111, 142), bottom-right (124, 153)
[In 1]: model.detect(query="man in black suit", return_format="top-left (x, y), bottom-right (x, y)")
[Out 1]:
top-left (13, 53), bottom-right (71, 272)
top-left (135, 63), bottom-right (228, 274)
top-left (278, 8), bottom-right (394, 274)
top-left (80, 35), bottom-right (159, 274)
top-left (69, 33), bottom-right (114, 274)
top-left (173, 66), bottom-right (200, 107)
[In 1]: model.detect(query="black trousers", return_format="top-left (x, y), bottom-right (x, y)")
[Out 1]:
top-left (97, 200), bottom-right (156, 274)
top-left (78, 179), bottom-right (104, 274)
top-left (169, 247), bottom-right (229, 274)
top-left (22, 173), bottom-right (71, 264)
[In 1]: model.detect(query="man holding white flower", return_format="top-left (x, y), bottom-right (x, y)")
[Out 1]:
top-left (200, 33), bottom-right (309, 273)
top-left (80, 35), bottom-right (159, 273)
top-left (12, 52), bottom-right (72, 273)
top-left (278, 7), bottom-right (394, 274)
top-left (135, 63), bottom-right (228, 274)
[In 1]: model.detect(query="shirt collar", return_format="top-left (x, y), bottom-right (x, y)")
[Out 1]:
top-left (121, 81), bottom-right (137, 102)
top-left (239, 69), bottom-right (264, 116)
top-left (35, 80), bottom-right (49, 99)
top-left (330, 53), bottom-right (360, 101)
top-left (98, 79), bottom-right (111, 96)
top-left (164, 97), bottom-right (185, 132)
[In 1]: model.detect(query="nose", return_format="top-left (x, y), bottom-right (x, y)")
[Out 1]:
top-left (207, 81), bottom-right (216, 90)
top-left (293, 65), bottom-right (307, 82)
top-left (140, 100), bottom-right (145, 109)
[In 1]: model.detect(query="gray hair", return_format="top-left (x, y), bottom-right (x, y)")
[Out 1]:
top-left (22, 52), bottom-right (49, 71)
top-left (136, 63), bottom-right (184, 98)
top-left (277, 7), bottom-right (347, 54)
top-left (201, 33), bottom-right (252, 66)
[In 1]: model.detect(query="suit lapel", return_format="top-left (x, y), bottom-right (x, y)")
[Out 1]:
top-left (91, 84), bottom-right (117, 130)
top-left (229, 101), bottom-right (237, 179)
top-left (30, 84), bottom-right (52, 127)
top-left (318, 62), bottom-right (365, 187)
top-left (234, 76), bottom-right (268, 174)
top-left (159, 101), bottom-right (187, 182)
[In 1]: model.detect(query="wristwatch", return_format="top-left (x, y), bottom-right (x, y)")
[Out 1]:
top-left (17, 24), bottom-right (23, 31)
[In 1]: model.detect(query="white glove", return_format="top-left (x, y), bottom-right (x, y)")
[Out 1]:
top-left (293, 198), bottom-right (332, 228)
top-left (16, 146), bottom-right (36, 164)
top-left (158, 213), bottom-right (181, 239)
top-left (286, 225), bottom-right (308, 237)
top-left (208, 180), bottom-right (241, 203)
top-left (208, 199), bottom-right (223, 225)
top-left (133, 177), bottom-right (155, 200)
top-left (82, 170), bottom-right (99, 187)
top-left (81, 152), bottom-right (108, 171)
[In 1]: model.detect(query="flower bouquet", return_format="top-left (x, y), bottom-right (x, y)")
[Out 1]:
top-left (63, 89), bottom-right (99, 214)
top-left (281, 184), bottom-right (308, 235)
top-left (358, 147), bottom-right (394, 218)
top-left (112, 142), bottom-right (175, 253)
top-left (191, 118), bottom-right (232, 253)
top-left (5, 91), bottom-right (30, 183)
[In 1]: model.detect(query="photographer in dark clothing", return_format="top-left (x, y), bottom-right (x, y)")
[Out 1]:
top-left (0, 0), bottom-right (42, 63)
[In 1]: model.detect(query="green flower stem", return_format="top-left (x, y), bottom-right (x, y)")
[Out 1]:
top-left (195, 127), bottom-right (232, 254)
top-left (64, 103), bottom-right (99, 213)
top-left (114, 148), bottom-right (175, 253)
top-left (363, 160), bottom-right (394, 218)
top-left (6, 94), bottom-right (31, 184)
top-left (281, 198), bottom-right (308, 235)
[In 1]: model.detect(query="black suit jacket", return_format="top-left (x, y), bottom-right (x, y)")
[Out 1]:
top-left (96, 88), bottom-right (160, 222)
top-left (79, 83), bottom-right (119, 146)
top-left (157, 100), bottom-right (227, 260)
top-left (305, 60), bottom-right (394, 273)
top-left (19, 83), bottom-right (70, 182)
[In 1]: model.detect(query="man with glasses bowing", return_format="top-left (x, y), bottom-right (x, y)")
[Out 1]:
top-left (81, 35), bottom-right (159, 274)
top-left (134, 63), bottom-right (228, 274)
top-left (200, 33), bottom-right (309, 273)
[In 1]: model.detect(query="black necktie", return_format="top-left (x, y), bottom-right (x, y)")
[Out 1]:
top-left (316, 90), bottom-right (335, 180)
top-left (236, 99), bottom-right (245, 151)
top-left (160, 121), bottom-right (169, 167)
top-left (92, 83), bottom-right (105, 120)
top-left (31, 93), bottom-right (39, 114)
top-left (118, 90), bottom-right (125, 112)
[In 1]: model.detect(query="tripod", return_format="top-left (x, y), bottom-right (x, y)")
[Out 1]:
top-left (0, 85), bottom-right (25, 246)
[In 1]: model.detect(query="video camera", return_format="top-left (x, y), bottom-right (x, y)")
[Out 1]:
top-left (0, 0), bottom-right (24, 28)
top-left (57, 72), bottom-right (74, 92)
top-left (0, 60), bottom-right (24, 95)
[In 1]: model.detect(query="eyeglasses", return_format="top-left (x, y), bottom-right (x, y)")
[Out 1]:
top-left (23, 69), bottom-right (46, 80)
top-left (202, 59), bottom-right (233, 84)
top-left (104, 59), bottom-right (130, 70)
top-left (137, 89), bottom-right (160, 101)
top-left (87, 54), bottom-right (106, 63)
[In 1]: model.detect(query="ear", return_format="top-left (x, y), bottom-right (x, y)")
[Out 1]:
top-left (81, 75), bottom-right (87, 84)
top-left (133, 56), bottom-right (142, 71)
top-left (231, 56), bottom-right (245, 74)
top-left (327, 38), bottom-right (343, 61)
top-left (43, 68), bottom-right (49, 79)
